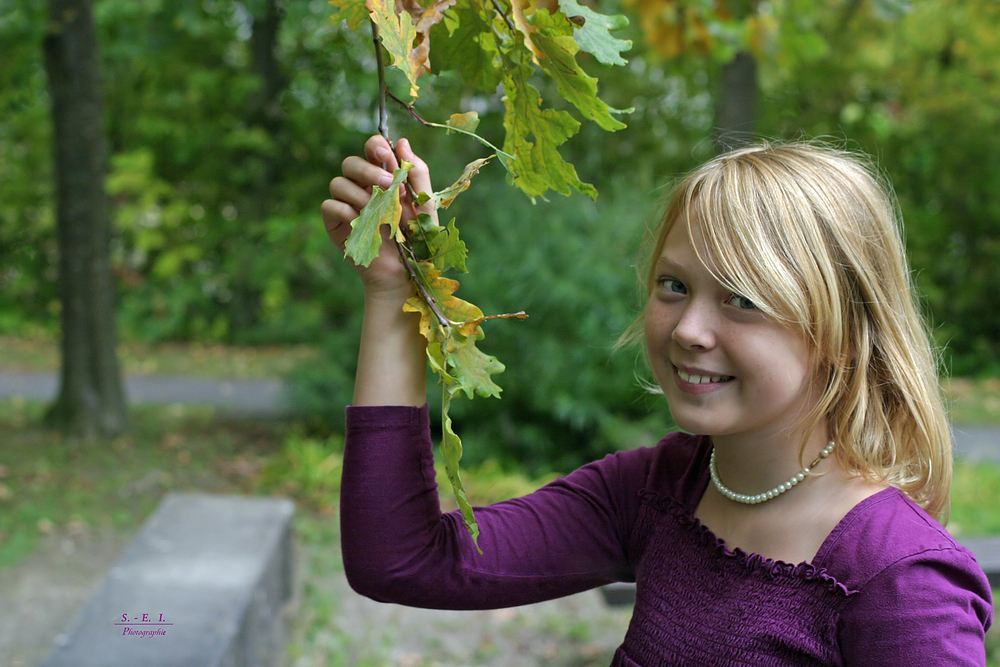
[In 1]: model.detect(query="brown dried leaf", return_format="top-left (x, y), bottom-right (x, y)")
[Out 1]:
top-left (395, 0), bottom-right (458, 78)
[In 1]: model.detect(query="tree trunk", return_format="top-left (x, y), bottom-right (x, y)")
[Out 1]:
top-left (714, 51), bottom-right (759, 153)
top-left (42, 0), bottom-right (127, 438)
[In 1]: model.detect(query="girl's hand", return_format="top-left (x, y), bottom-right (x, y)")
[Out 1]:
top-left (322, 135), bottom-right (437, 300)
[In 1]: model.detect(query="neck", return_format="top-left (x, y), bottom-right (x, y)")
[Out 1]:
top-left (710, 425), bottom-right (833, 498)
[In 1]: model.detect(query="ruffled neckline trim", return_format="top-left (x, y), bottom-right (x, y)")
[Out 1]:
top-left (638, 489), bottom-right (859, 598)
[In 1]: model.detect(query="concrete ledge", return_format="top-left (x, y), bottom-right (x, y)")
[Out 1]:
top-left (41, 493), bottom-right (295, 667)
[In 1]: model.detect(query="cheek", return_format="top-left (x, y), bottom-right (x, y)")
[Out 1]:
top-left (643, 302), bottom-right (673, 347)
top-left (747, 339), bottom-right (816, 397)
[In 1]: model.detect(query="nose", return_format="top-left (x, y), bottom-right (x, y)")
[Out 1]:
top-left (671, 300), bottom-right (717, 350)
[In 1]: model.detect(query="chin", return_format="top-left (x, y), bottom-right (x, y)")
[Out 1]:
top-left (667, 410), bottom-right (723, 437)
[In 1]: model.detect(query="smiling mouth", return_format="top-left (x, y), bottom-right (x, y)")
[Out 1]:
top-left (676, 369), bottom-right (734, 385)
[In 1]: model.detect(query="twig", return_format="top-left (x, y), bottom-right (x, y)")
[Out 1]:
top-left (396, 242), bottom-right (452, 329)
top-left (371, 19), bottom-right (390, 142)
top-left (370, 16), bottom-right (444, 327)
top-left (462, 311), bottom-right (529, 328)
top-left (387, 89), bottom-right (432, 126)
top-left (490, 0), bottom-right (516, 33)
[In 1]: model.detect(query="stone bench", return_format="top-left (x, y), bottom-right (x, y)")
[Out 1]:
top-left (40, 493), bottom-right (295, 667)
top-left (599, 535), bottom-right (1000, 607)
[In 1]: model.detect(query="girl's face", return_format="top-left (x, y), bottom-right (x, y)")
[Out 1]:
top-left (644, 217), bottom-right (823, 444)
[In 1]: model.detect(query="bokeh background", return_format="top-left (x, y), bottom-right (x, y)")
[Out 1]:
top-left (1, 1), bottom-right (998, 665)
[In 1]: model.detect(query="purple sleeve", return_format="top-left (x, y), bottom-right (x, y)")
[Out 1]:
top-left (838, 547), bottom-right (994, 665)
top-left (340, 405), bottom-right (644, 610)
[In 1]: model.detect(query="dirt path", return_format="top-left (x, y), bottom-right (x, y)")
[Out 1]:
top-left (302, 573), bottom-right (634, 666)
top-left (0, 528), bottom-right (129, 667)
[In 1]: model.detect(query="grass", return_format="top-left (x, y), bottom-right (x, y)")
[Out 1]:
top-left (945, 377), bottom-right (1000, 426)
top-left (0, 398), bottom-right (292, 568)
top-left (950, 459), bottom-right (1000, 538)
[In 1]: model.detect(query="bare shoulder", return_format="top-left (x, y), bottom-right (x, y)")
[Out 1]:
top-left (694, 473), bottom-right (891, 566)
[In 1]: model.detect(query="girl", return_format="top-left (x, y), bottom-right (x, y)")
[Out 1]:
top-left (322, 135), bottom-right (993, 665)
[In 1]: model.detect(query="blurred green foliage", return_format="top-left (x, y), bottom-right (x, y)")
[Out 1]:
top-left (761, 0), bottom-right (1000, 376)
top-left (3, 0), bottom-right (1000, 471)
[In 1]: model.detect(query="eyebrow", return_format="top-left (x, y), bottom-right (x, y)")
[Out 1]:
top-left (655, 251), bottom-right (736, 291)
top-left (653, 255), bottom-right (692, 273)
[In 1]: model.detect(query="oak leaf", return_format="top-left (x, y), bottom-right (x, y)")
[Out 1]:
top-left (446, 336), bottom-right (505, 399)
top-left (532, 10), bottom-right (628, 131)
top-left (415, 156), bottom-right (492, 211)
top-left (446, 111), bottom-right (481, 135)
top-left (408, 214), bottom-right (469, 272)
top-left (396, 0), bottom-right (458, 80)
top-left (403, 262), bottom-right (484, 340)
top-left (558, 0), bottom-right (632, 66)
top-left (368, 0), bottom-right (421, 99)
top-left (329, 0), bottom-right (369, 29)
top-left (441, 393), bottom-right (481, 551)
top-left (511, 0), bottom-right (544, 62)
top-left (501, 59), bottom-right (594, 199)
top-left (344, 163), bottom-right (412, 267)
top-left (432, 4), bottom-right (502, 92)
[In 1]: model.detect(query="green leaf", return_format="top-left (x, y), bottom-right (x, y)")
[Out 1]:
top-left (344, 163), bottom-right (412, 267)
top-left (329, 0), bottom-right (369, 30)
top-left (446, 335), bottom-right (505, 399)
top-left (501, 61), bottom-right (595, 199)
top-left (446, 111), bottom-right (480, 135)
top-left (558, 0), bottom-right (632, 66)
top-left (368, 0), bottom-right (421, 99)
top-left (532, 10), bottom-right (627, 132)
top-left (409, 214), bottom-right (468, 272)
top-left (426, 341), bottom-right (456, 382)
top-left (431, 218), bottom-right (469, 271)
top-left (432, 5), bottom-right (502, 92)
top-left (441, 392), bottom-right (481, 553)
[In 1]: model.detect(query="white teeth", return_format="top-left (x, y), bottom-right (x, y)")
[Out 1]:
top-left (677, 370), bottom-right (732, 384)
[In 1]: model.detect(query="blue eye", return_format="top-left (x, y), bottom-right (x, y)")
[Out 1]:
top-left (659, 278), bottom-right (686, 294)
top-left (730, 294), bottom-right (756, 310)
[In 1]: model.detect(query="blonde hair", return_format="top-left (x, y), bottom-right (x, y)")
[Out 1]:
top-left (625, 141), bottom-right (952, 523)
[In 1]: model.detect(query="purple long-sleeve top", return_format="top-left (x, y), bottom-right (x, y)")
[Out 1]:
top-left (340, 405), bottom-right (994, 666)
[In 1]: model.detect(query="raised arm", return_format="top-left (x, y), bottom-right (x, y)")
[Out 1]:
top-left (324, 137), bottom-right (638, 610)
top-left (321, 136), bottom-right (433, 407)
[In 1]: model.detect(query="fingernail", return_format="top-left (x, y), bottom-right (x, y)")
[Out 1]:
top-left (374, 146), bottom-right (390, 162)
top-left (398, 138), bottom-right (412, 158)
top-left (378, 172), bottom-right (394, 189)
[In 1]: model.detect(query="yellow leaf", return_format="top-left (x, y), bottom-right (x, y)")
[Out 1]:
top-left (368, 0), bottom-right (421, 99)
top-left (402, 262), bottom-right (484, 341)
top-left (511, 0), bottom-right (544, 62)
top-left (396, 0), bottom-right (458, 79)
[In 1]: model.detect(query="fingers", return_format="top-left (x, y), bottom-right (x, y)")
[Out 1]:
top-left (395, 138), bottom-right (438, 220)
top-left (365, 135), bottom-right (400, 171)
top-left (339, 155), bottom-right (395, 196)
top-left (324, 135), bottom-right (438, 255)
top-left (321, 198), bottom-right (356, 251)
top-left (395, 139), bottom-right (430, 193)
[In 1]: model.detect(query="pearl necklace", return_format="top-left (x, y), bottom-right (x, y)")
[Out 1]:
top-left (710, 441), bottom-right (836, 505)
